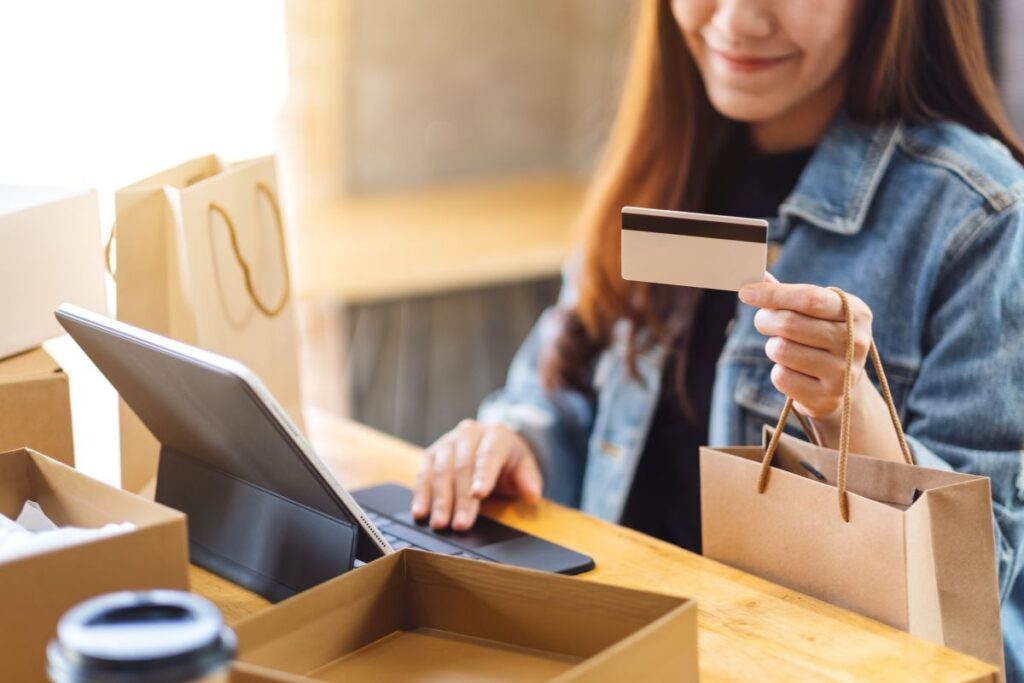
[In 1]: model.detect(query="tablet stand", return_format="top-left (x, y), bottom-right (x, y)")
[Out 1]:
top-left (155, 446), bottom-right (357, 602)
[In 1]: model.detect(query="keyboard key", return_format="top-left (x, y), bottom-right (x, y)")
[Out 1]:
top-left (383, 525), bottom-right (464, 555)
top-left (366, 512), bottom-right (393, 528)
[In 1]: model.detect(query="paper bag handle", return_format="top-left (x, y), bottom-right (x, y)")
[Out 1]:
top-left (104, 224), bottom-right (117, 276)
top-left (756, 287), bottom-right (913, 522)
top-left (207, 182), bottom-right (292, 318)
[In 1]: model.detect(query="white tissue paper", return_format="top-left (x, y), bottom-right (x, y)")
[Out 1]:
top-left (0, 500), bottom-right (135, 563)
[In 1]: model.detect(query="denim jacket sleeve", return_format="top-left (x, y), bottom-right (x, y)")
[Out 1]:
top-left (903, 200), bottom-right (1024, 602)
top-left (476, 272), bottom-right (593, 507)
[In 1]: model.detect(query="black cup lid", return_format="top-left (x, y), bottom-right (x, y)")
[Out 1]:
top-left (47, 590), bottom-right (236, 683)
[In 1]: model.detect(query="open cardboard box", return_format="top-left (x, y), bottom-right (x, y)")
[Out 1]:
top-left (0, 448), bottom-right (189, 682)
top-left (0, 347), bottom-right (74, 466)
top-left (233, 549), bottom-right (698, 682)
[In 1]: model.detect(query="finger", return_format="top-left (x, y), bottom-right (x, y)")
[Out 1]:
top-left (770, 364), bottom-right (838, 418)
top-left (740, 283), bottom-right (844, 321)
top-left (429, 440), bottom-right (457, 529)
top-left (471, 428), bottom-right (510, 499)
top-left (753, 308), bottom-right (844, 353)
top-left (452, 427), bottom-right (484, 531)
top-left (411, 449), bottom-right (435, 519)
top-left (763, 271), bottom-right (779, 283)
top-left (513, 452), bottom-right (543, 502)
top-left (765, 336), bottom-right (844, 384)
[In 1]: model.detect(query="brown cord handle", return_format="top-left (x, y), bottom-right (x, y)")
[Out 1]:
top-left (104, 224), bottom-right (116, 276)
top-left (756, 287), bottom-right (913, 522)
top-left (208, 182), bottom-right (292, 318)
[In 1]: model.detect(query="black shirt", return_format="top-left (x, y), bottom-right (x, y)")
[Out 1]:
top-left (618, 131), bottom-right (813, 552)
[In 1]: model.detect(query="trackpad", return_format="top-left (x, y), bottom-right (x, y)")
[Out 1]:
top-left (353, 483), bottom-right (596, 575)
top-left (392, 510), bottom-right (521, 550)
top-left (354, 483), bottom-right (522, 550)
top-left (475, 536), bottom-right (581, 573)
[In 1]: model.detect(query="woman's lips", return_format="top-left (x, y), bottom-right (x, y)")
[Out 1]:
top-left (707, 46), bottom-right (798, 73)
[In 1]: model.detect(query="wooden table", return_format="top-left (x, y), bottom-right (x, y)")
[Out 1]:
top-left (191, 409), bottom-right (997, 682)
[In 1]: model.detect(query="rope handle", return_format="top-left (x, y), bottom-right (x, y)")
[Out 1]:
top-left (207, 182), bottom-right (292, 318)
top-left (104, 183), bottom-right (291, 320)
top-left (104, 224), bottom-right (116, 276)
top-left (755, 287), bottom-right (913, 522)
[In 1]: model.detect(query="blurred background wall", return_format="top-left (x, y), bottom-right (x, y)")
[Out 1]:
top-left (282, 0), bottom-right (633, 445)
top-left (344, 0), bottom-right (629, 193)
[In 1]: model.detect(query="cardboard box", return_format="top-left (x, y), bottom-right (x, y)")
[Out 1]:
top-left (233, 549), bottom-right (698, 682)
top-left (0, 448), bottom-right (189, 682)
top-left (0, 347), bottom-right (74, 467)
top-left (0, 185), bottom-right (108, 360)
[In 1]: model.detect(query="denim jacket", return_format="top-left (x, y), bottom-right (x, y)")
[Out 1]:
top-left (478, 114), bottom-right (1024, 674)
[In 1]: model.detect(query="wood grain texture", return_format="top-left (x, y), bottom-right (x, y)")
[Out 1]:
top-left (190, 409), bottom-right (998, 682)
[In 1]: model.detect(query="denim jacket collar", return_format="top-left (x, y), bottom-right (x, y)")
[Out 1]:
top-left (779, 113), bottom-right (902, 237)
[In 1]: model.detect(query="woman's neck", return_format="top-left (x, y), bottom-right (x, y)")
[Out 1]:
top-left (749, 77), bottom-right (846, 153)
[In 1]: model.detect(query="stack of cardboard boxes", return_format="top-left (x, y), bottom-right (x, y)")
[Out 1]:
top-left (0, 187), bottom-right (190, 681)
top-left (0, 186), bottom-right (110, 465)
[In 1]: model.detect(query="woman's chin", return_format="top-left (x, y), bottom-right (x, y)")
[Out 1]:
top-left (705, 90), bottom-right (791, 124)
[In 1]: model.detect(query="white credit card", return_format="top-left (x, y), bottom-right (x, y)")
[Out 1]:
top-left (621, 206), bottom-right (768, 292)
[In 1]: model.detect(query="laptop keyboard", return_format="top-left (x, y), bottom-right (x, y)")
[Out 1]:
top-left (362, 509), bottom-right (487, 561)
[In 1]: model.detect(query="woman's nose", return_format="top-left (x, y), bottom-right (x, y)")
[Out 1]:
top-left (710, 0), bottom-right (775, 42)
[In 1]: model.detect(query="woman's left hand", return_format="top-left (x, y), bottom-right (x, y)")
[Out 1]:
top-left (738, 273), bottom-right (872, 421)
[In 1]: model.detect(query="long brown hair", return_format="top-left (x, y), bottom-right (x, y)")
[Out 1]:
top-left (543, 0), bottom-right (1024, 405)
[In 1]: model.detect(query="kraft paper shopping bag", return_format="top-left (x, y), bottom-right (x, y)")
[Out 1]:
top-left (700, 288), bottom-right (1004, 674)
top-left (113, 156), bottom-right (304, 495)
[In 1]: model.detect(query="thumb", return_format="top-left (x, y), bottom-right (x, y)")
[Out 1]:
top-left (513, 455), bottom-right (543, 502)
top-left (763, 270), bottom-right (779, 283)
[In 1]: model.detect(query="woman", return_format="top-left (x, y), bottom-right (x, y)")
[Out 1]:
top-left (413, 0), bottom-right (1024, 674)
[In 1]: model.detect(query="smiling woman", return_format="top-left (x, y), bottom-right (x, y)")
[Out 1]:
top-left (673, 0), bottom-right (856, 150)
top-left (413, 0), bottom-right (1024, 675)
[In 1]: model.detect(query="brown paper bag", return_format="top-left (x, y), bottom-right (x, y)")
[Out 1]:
top-left (113, 155), bottom-right (304, 495)
top-left (701, 288), bottom-right (1004, 673)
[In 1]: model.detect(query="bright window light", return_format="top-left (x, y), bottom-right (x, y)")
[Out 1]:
top-left (0, 0), bottom-right (287, 486)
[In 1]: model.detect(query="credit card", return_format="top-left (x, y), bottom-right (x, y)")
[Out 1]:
top-left (621, 206), bottom-right (768, 291)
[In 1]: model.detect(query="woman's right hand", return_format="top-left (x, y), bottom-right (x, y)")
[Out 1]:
top-left (411, 419), bottom-right (543, 532)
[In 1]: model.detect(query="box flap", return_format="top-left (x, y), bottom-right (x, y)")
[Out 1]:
top-left (237, 551), bottom-right (407, 673)
top-left (0, 449), bottom-right (32, 519)
top-left (24, 450), bottom-right (184, 528)
top-left (0, 447), bottom-right (184, 533)
top-left (404, 550), bottom-right (687, 658)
